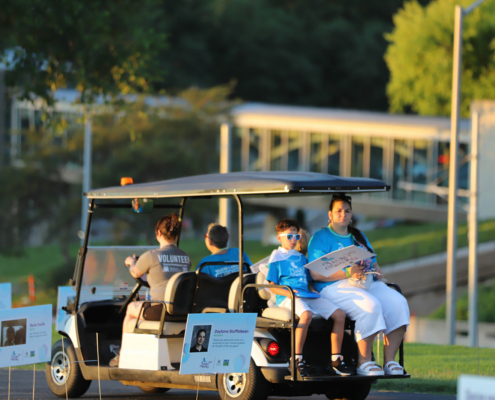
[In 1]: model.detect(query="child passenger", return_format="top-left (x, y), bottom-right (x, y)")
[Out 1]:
top-left (266, 219), bottom-right (353, 377)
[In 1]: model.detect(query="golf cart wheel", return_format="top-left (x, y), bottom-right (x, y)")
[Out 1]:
top-left (45, 338), bottom-right (91, 398)
top-left (326, 381), bottom-right (372, 400)
top-left (138, 386), bottom-right (170, 393)
top-left (217, 358), bottom-right (270, 400)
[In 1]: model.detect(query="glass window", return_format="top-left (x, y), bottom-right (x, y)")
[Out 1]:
top-left (231, 126), bottom-right (243, 172)
top-left (436, 142), bottom-right (450, 188)
top-left (351, 136), bottom-right (365, 177)
top-left (370, 137), bottom-right (385, 180)
top-left (310, 133), bottom-right (323, 172)
top-left (412, 140), bottom-right (429, 203)
top-left (248, 128), bottom-right (262, 171)
top-left (288, 131), bottom-right (302, 171)
top-left (458, 143), bottom-right (469, 190)
top-left (270, 130), bottom-right (283, 171)
top-left (327, 134), bottom-right (341, 176)
top-left (393, 139), bottom-right (409, 199)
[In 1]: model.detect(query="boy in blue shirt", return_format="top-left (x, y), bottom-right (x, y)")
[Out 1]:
top-left (196, 223), bottom-right (252, 277)
top-left (266, 219), bottom-right (353, 377)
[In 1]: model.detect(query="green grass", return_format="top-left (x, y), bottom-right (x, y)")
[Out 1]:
top-left (373, 342), bottom-right (495, 395)
top-left (366, 219), bottom-right (495, 266)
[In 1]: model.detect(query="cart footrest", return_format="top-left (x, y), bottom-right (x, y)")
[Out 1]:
top-left (284, 373), bottom-right (411, 382)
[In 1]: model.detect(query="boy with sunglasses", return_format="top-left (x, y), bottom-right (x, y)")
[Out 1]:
top-left (266, 218), bottom-right (353, 377)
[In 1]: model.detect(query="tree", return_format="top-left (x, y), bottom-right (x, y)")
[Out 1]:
top-left (0, 0), bottom-right (167, 106)
top-left (155, 0), bottom-right (430, 111)
top-left (385, 0), bottom-right (495, 117)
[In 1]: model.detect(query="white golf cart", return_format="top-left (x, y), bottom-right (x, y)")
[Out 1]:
top-left (45, 171), bottom-right (410, 400)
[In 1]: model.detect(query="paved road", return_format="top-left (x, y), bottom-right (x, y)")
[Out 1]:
top-left (0, 370), bottom-right (455, 400)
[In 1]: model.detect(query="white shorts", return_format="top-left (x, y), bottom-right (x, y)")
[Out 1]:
top-left (320, 280), bottom-right (410, 341)
top-left (278, 296), bottom-right (340, 320)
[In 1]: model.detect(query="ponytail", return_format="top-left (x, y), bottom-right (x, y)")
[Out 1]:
top-left (155, 213), bottom-right (181, 241)
top-left (348, 226), bottom-right (373, 253)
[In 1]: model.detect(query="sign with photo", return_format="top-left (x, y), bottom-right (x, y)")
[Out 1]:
top-left (458, 375), bottom-right (495, 400)
top-left (56, 286), bottom-right (113, 331)
top-left (305, 245), bottom-right (375, 277)
top-left (180, 313), bottom-right (257, 375)
top-left (0, 283), bottom-right (12, 310)
top-left (0, 304), bottom-right (52, 367)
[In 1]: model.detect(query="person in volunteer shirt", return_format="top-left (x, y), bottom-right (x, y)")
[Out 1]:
top-left (266, 218), bottom-right (352, 377)
top-left (308, 194), bottom-right (409, 377)
top-left (196, 223), bottom-right (252, 277)
top-left (110, 213), bottom-right (191, 367)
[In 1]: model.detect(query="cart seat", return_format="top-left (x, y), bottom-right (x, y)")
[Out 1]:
top-left (228, 273), bottom-right (258, 313)
top-left (125, 319), bottom-right (186, 335)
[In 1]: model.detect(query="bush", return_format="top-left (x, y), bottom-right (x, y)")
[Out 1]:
top-left (429, 280), bottom-right (495, 322)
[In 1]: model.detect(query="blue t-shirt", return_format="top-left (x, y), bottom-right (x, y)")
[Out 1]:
top-left (196, 248), bottom-right (252, 278)
top-left (266, 252), bottom-right (317, 306)
top-left (308, 227), bottom-right (376, 292)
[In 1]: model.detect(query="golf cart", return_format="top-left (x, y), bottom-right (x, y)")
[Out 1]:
top-left (46, 171), bottom-right (410, 400)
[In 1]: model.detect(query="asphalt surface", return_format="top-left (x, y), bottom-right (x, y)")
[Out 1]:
top-left (0, 370), bottom-right (456, 400)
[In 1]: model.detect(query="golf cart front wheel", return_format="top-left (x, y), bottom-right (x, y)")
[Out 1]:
top-left (217, 358), bottom-right (270, 400)
top-left (45, 338), bottom-right (91, 398)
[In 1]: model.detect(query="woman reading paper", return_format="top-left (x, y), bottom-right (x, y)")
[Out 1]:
top-left (308, 194), bottom-right (410, 376)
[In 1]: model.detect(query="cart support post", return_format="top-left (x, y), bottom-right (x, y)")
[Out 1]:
top-left (175, 198), bottom-right (187, 247)
top-left (234, 194), bottom-right (244, 312)
top-left (75, 199), bottom-right (94, 311)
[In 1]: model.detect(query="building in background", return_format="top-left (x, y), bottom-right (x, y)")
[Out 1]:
top-left (4, 87), bottom-right (495, 223)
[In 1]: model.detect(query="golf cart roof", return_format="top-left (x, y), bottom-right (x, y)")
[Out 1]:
top-left (86, 171), bottom-right (390, 199)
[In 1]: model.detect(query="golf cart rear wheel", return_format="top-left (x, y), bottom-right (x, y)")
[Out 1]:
top-left (138, 386), bottom-right (170, 393)
top-left (217, 358), bottom-right (270, 400)
top-left (45, 338), bottom-right (91, 398)
top-left (326, 381), bottom-right (372, 400)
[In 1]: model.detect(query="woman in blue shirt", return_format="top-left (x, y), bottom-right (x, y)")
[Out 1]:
top-left (308, 194), bottom-right (410, 377)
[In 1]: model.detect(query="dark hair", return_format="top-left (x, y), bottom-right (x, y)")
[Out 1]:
top-left (328, 194), bottom-right (373, 253)
top-left (197, 329), bottom-right (206, 338)
top-left (155, 213), bottom-right (181, 241)
top-left (275, 218), bottom-right (300, 233)
top-left (329, 193), bottom-right (352, 211)
top-left (208, 224), bottom-right (229, 248)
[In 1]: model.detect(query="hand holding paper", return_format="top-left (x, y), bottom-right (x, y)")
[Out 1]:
top-left (305, 245), bottom-right (375, 278)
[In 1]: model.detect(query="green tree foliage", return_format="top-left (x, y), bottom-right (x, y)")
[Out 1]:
top-left (0, 0), bottom-right (167, 105)
top-left (155, 0), bottom-right (429, 111)
top-left (385, 0), bottom-right (495, 117)
top-left (429, 280), bottom-right (495, 323)
top-left (0, 85), bottom-right (235, 254)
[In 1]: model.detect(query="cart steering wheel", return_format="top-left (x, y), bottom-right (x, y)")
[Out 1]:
top-left (133, 274), bottom-right (150, 288)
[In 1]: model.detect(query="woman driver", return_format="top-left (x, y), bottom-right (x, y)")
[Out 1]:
top-left (307, 194), bottom-right (410, 376)
top-left (110, 213), bottom-right (191, 367)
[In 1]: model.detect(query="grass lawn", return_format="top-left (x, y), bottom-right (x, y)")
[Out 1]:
top-left (374, 342), bottom-right (495, 395)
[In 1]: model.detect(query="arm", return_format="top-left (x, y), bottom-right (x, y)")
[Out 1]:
top-left (268, 281), bottom-right (297, 297)
top-left (125, 254), bottom-right (146, 278)
top-left (309, 263), bottom-right (365, 282)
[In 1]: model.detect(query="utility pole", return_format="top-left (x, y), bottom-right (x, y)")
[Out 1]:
top-left (80, 116), bottom-right (92, 242)
top-left (468, 110), bottom-right (479, 347)
top-left (446, 0), bottom-right (487, 345)
top-left (219, 123), bottom-right (231, 235)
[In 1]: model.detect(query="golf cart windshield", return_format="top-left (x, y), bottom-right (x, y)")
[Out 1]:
top-left (78, 246), bottom-right (154, 302)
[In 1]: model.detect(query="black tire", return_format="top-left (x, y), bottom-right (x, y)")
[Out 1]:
top-left (138, 386), bottom-right (170, 394)
top-left (217, 358), bottom-right (271, 400)
top-left (45, 338), bottom-right (92, 398)
top-left (326, 382), bottom-right (372, 400)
